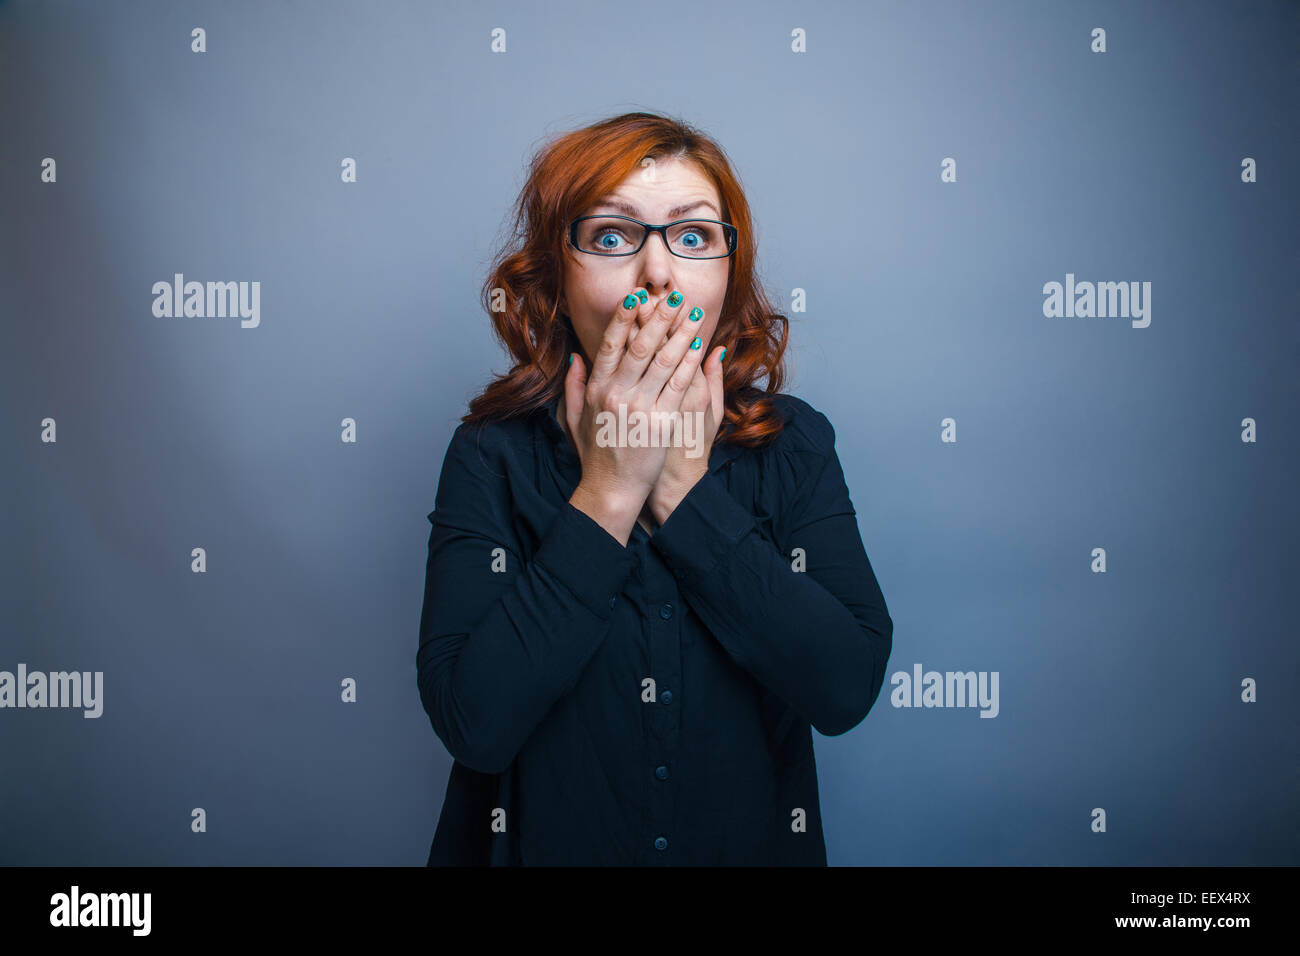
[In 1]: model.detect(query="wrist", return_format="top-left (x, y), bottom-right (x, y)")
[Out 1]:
top-left (574, 476), bottom-right (648, 514)
top-left (570, 480), bottom-right (647, 545)
top-left (649, 475), bottom-right (699, 524)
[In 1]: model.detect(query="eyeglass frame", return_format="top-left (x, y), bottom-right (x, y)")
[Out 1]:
top-left (566, 214), bottom-right (739, 259)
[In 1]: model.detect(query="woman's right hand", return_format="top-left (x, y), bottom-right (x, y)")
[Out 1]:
top-left (564, 287), bottom-right (708, 543)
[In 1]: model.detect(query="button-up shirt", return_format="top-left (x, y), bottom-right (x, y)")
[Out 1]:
top-left (416, 389), bottom-right (893, 865)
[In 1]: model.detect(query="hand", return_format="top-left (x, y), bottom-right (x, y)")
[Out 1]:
top-left (564, 287), bottom-right (708, 544)
top-left (624, 301), bottom-right (726, 525)
top-left (647, 350), bottom-right (725, 525)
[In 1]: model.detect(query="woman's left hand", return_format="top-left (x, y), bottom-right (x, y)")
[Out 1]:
top-left (647, 345), bottom-right (726, 525)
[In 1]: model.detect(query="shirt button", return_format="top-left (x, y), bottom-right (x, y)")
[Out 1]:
top-left (609, 596), bottom-right (617, 609)
top-left (660, 690), bottom-right (673, 704)
top-left (654, 836), bottom-right (668, 851)
top-left (659, 603), bottom-right (674, 620)
top-left (655, 765), bottom-right (669, 780)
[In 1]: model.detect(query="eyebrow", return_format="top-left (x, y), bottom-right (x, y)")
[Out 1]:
top-left (590, 197), bottom-right (722, 220)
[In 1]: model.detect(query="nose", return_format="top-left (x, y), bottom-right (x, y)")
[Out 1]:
top-left (637, 233), bottom-right (677, 323)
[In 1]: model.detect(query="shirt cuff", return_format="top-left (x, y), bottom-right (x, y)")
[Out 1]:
top-left (650, 471), bottom-right (755, 578)
top-left (533, 500), bottom-right (639, 618)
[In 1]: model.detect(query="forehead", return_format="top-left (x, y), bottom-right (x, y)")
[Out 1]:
top-left (596, 156), bottom-right (720, 214)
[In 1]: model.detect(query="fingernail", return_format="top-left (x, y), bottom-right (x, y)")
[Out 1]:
top-left (623, 293), bottom-right (638, 309)
top-left (690, 337), bottom-right (702, 350)
top-left (568, 353), bottom-right (574, 365)
top-left (688, 307), bottom-right (703, 322)
top-left (667, 290), bottom-right (682, 308)
top-left (719, 347), bottom-right (726, 361)
top-left (636, 289), bottom-right (648, 304)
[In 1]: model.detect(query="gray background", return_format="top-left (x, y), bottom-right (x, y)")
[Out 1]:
top-left (1, 0), bottom-right (1296, 865)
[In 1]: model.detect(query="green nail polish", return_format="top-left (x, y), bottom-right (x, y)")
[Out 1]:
top-left (688, 307), bottom-right (703, 322)
top-left (720, 347), bottom-right (726, 361)
top-left (667, 290), bottom-right (682, 307)
top-left (690, 336), bottom-right (701, 350)
top-left (623, 294), bottom-right (638, 309)
top-left (636, 289), bottom-right (648, 303)
top-left (568, 352), bottom-right (574, 365)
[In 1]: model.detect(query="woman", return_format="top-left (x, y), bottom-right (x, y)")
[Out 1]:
top-left (417, 111), bottom-right (893, 865)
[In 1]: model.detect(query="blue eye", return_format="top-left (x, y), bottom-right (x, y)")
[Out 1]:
top-left (597, 232), bottom-right (623, 249)
top-left (681, 232), bottom-right (701, 247)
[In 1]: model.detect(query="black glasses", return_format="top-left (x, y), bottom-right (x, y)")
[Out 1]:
top-left (567, 215), bottom-right (738, 259)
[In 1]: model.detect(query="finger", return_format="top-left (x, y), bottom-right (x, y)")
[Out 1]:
top-left (665, 299), bottom-right (701, 340)
top-left (564, 351), bottom-right (587, 436)
top-left (624, 294), bottom-right (666, 351)
top-left (680, 362), bottom-right (705, 401)
top-left (626, 289), bottom-right (682, 349)
top-left (703, 345), bottom-right (726, 424)
top-left (589, 287), bottom-right (654, 385)
top-left (655, 321), bottom-right (708, 411)
top-left (610, 289), bottom-right (688, 391)
top-left (641, 298), bottom-right (706, 404)
top-left (678, 366), bottom-right (709, 424)
top-left (680, 367), bottom-right (712, 450)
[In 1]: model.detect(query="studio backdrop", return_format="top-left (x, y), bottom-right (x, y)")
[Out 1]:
top-left (1, 0), bottom-right (1295, 865)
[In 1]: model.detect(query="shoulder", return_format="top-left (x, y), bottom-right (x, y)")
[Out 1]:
top-left (429, 413), bottom-right (539, 520)
top-left (755, 392), bottom-right (838, 459)
top-left (441, 413), bottom-right (537, 473)
top-left (730, 393), bottom-right (853, 527)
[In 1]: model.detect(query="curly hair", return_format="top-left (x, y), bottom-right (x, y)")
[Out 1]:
top-left (464, 110), bottom-right (790, 447)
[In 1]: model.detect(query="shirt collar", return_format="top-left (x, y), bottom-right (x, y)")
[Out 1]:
top-left (536, 393), bottom-right (744, 475)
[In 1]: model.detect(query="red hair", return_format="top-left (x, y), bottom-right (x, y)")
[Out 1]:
top-left (463, 111), bottom-right (790, 447)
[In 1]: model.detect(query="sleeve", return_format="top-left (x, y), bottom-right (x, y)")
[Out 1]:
top-left (649, 405), bottom-right (893, 736)
top-left (416, 422), bottom-right (639, 773)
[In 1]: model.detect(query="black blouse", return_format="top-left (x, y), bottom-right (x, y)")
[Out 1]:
top-left (416, 389), bottom-right (893, 865)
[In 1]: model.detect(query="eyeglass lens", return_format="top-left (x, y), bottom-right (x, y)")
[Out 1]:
top-left (573, 218), bottom-right (731, 258)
